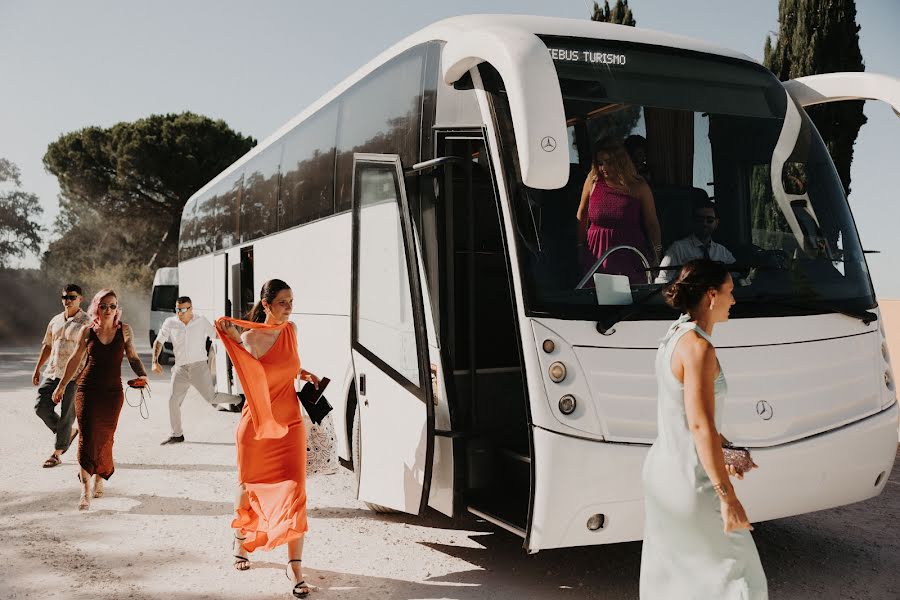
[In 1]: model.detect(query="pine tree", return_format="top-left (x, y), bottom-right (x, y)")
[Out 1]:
top-left (764, 0), bottom-right (866, 198)
top-left (591, 0), bottom-right (636, 26)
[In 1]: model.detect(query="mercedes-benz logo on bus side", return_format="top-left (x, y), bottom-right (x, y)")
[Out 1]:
top-left (541, 136), bottom-right (557, 152)
top-left (756, 400), bottom-right (774, 421)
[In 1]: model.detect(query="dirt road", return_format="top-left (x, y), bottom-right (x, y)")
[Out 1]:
top-left (1, 347), bottom-right (897, 599)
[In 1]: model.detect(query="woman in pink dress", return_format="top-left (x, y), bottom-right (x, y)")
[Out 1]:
top-left (576, 139), bottom-right (662, 284)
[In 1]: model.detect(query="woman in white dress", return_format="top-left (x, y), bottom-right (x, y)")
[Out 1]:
top-left (640, 259), bottom-right (767, 599)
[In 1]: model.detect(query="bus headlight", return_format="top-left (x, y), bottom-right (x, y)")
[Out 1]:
top-left (886, 369), bottom-right (895, 392)
top-left (542, 339), bottom-right (556, 353)
top-left (548, 361), bottom-right (567, 383)
top-left (558, 394), bottom-right (576, 415)
top-left (586, 513), bottom-right (605, 531)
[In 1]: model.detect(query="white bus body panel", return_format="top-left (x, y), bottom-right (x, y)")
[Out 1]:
top-left (531, 315), bottom-right (888, 446)
top-left (529, 402), bottom-right (897, 550)
top-left (179, 216), bottom-right (356, 458)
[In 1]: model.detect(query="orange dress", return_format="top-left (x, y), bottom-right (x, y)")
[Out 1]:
top-left (215, 318), bottom-right (307, 552)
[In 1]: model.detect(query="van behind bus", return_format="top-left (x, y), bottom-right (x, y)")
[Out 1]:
top-left (149, 267), bottom-right (178, 364)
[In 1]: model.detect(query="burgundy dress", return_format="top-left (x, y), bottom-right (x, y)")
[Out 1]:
top-left (75, 325), bottom-right (126, 480)
top-left (586, 180), bottom-right (650, 284)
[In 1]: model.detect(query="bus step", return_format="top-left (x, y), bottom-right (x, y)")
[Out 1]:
top-left (467, 505), bottom-right (526, 538)
top-left (497, 447), bottom-right (531, 464)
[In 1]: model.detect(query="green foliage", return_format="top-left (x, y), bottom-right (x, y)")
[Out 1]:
top-left (763, 0), bottom-right (866, 197)
top-left (591, 0), bottom-right (636, 26)
top-left (43, 112), bottom-right (256, 274)
top-left (0, 158), bottom-right (43, 268)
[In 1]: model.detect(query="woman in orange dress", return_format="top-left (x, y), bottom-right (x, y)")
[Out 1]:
top-left (216, 279), bottom-right (321, 599)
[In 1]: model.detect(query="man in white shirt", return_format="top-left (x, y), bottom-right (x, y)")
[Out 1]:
top-left (32, 284), bottom-right (91, 468)
top-left (153, 296), bottom-right (241, 445)
top-left (656, 199), bottom-right (736, 283)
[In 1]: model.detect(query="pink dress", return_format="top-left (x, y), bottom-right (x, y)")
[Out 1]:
top-left (586, 180), bottom-right (650, 284)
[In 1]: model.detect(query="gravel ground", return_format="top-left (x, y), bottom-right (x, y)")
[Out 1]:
top-left (1, 346), bottom-right (898, 599)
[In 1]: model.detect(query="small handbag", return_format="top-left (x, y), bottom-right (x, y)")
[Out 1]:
top-left (304, 412), bottom-right (338, 475)
top-left (722, 444), bottom-right (755, 474)
top-left (297, 378), bottom-right (333, 425)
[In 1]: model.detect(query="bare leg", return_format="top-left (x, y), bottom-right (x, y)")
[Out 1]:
top-left (92, 474), bottom-right (104, 498)
top-left (232, 484), bottom-right (250, 570)
top-left (286, 536), bottom-right (310, 597)
top-left (78, 468), bottom-right (91, 510)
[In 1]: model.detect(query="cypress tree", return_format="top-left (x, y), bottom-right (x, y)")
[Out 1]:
top-left (764, 0), bottom-right (867, 198)
top-left (591, 0), bottom-right (636, 26)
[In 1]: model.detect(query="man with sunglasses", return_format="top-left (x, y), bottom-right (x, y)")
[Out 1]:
top-left (153, 296), bottom-right (241, 445)
top-left (656, 199), bottom-right (736, 283)
top-left (32, 284), bottom-right (90, 468)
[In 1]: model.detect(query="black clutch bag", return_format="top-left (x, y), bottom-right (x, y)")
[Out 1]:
top-left (297, 377), bottom-right (332, 425)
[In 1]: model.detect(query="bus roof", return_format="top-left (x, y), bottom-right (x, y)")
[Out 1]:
top-left (188, 14), bottom-right (755, 202)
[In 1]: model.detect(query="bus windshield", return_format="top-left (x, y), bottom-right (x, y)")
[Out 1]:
top-left (486, 38), bottom-right (876, 321)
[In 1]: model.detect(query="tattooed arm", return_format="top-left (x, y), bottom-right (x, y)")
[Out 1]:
top-left (123, 324), bottom-right (148, 378)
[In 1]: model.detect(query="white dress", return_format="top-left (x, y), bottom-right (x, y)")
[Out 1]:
top-left (640, 316), bottom-right (767, 599)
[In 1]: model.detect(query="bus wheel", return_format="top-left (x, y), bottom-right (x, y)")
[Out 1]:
top-left (351, 401), bottom-right (398, 514)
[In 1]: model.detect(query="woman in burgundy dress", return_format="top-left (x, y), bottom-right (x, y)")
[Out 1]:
top-left (53, 289), bottom-right (148, 510)
top-left (576, 139), bottom-right (662, 284)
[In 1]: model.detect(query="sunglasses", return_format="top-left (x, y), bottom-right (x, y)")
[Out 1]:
top-left (98, 303), bottom-right (118, 311)
top-left (175, 307), bottom-right (192, 313)
top-left (694, 216), bottom-right (718, 224)
top-left (61, 294), bottom-right (79, 301)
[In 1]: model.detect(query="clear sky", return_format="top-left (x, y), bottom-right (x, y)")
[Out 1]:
top-left (1, 0), bottom-right (898, 296)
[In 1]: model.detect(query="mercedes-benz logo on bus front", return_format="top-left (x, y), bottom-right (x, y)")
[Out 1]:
top-left (756, 400), bottom-right (774, 421)
top-left (541, 136), bottom-right (557, 152)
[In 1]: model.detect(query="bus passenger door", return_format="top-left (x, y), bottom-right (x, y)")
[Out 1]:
top-left (212, 253), bottom-right (231, 394)
top-left (350, 154), bottom-right (435, 515)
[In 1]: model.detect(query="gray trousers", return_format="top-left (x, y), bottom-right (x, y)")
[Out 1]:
top-left (168, 360), bottom-right (241, 436)
top-left (35, 377), bottom-right (77, 451)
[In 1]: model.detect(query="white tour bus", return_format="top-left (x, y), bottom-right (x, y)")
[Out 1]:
top-left (149, 266), bottom-right (178, 363)
top-left (177, 16), bottom-right (899, 552)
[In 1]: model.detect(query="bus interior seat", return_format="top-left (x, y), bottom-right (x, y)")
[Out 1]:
top-left (652, 185), bottom-right (710, 251)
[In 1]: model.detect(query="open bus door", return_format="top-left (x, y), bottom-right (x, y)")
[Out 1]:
top-left (350, 154), bottom-right (435, 514)
top-left (212, 253), bottom-right (232, 395)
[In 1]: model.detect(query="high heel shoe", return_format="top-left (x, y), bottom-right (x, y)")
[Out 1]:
top-left (286, 559), bottom-right (311, 598)
top-left (233, 535), bottom-right (250, 571)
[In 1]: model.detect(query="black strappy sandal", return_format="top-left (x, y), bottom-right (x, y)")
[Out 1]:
top-left (286, 559), bottom-right (311, 598)
top-left (233, 535), bottom-right (250, 571)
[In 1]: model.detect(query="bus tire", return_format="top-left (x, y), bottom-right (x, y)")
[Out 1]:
top-left (351, 401), bottom-right (398, 514)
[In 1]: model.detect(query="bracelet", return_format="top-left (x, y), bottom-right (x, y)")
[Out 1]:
top-left (712, 482), bottom-right (729, 498)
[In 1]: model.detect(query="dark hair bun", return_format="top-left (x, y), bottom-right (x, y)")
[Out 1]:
top-left (663, 259), bottom-right (730, 312)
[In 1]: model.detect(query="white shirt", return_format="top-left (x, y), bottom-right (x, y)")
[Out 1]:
top-left (42, 309), bottom-right (91, 379)
top-left (154, 315), bottom-right (217, 366)
top-left (655, 234), bottom-right (736, 283)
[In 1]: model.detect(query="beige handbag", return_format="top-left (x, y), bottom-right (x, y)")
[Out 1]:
top-left (303, 412), bottom-right (338, 475)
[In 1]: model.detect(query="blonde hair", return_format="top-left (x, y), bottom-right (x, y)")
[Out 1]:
top-left (592, 139), bottom-right (642, 189)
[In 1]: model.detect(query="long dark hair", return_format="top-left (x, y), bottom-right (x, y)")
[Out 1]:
top-left (245, 279), bottom-right (291, 323)
top-left (663, 259), bottom-right (730, 314)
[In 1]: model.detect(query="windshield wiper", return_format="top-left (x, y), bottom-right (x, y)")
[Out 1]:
top-left (742, 293), bottom-right (877, 325)
top-left (596, 284), bottom-right (667, 335)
